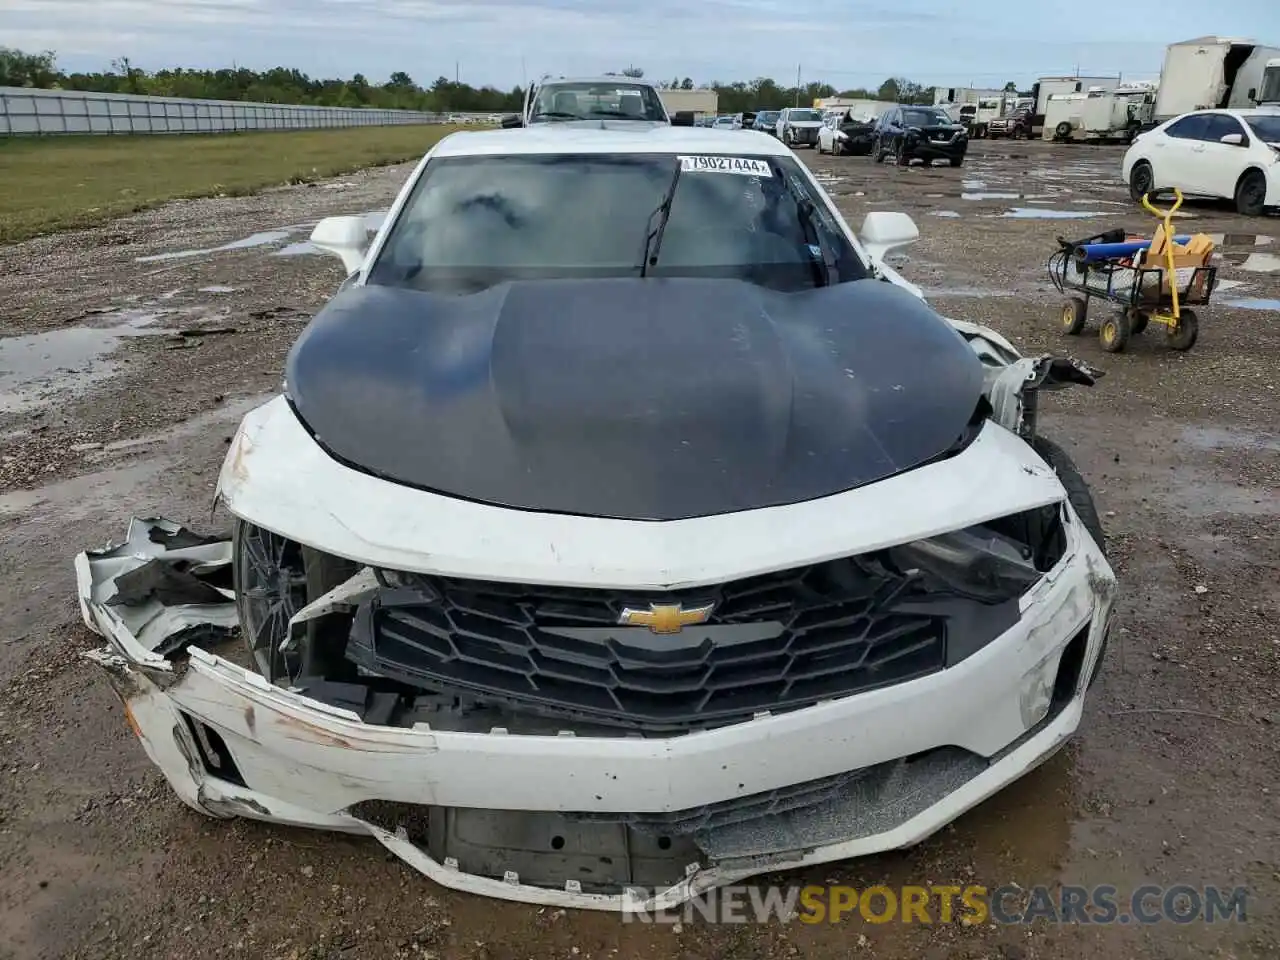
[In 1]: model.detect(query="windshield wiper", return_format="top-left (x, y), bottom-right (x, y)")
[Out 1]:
top-left (530, 111), bottom-right (581, 121)
top-left (639, 159), bottom-right (682, 277)
top-left (794, 198), bottom-right (839, 287)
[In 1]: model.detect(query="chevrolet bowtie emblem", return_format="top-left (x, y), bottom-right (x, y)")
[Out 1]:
top-left (618, 602), bottom-right (715, 635)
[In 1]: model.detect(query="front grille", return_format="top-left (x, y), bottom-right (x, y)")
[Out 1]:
top-left (346, 555), bottom-right (965, 734)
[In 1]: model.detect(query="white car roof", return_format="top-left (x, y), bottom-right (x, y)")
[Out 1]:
top-left (534, 76), bottom-right (660, 87)
top-left (431, 126), bottom-right (795, 159)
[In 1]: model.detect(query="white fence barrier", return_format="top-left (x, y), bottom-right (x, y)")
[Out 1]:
top-left (0, 87), bottom-right (457, 135)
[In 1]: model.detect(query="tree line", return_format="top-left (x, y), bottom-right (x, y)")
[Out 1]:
top-left (1, 47), bottom-right (1000, 114)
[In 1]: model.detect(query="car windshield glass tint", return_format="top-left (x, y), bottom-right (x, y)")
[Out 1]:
top-left (790, 110), bottom-right (822, 121)
top-left (903, 110), bottom-right (949, 126)
top-left (367, 153), bottom-right (868, 294)
top-left (531, 83), bottom-right (666, 121)
top-left (1245, 115), bottom-right (1280, 142)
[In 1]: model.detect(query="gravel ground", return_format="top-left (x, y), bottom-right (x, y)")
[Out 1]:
top-left (1, 140), bottom-right (1278, 960)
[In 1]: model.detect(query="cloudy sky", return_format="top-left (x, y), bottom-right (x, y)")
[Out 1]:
top-left (3, 0), bottom-right (1279, 90)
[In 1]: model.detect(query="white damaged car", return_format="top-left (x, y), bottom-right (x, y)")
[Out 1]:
top-left (82, 125), bottom-right (1115, 911)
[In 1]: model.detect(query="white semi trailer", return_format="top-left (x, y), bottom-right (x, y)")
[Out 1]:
top-left (1152, 36), bottom-right (1280, 124)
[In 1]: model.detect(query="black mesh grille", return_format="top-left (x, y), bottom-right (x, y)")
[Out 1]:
top-left (346, 555), bottom-right (956, 734)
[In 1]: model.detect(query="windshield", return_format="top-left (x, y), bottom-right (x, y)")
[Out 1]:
top-left (902, 109), bottom-right (951, 127)
top-left (790, 110), bottom-right (822, 122)
top-left (1258, 67), bottom-right (1280, 104)
top-left (367, 153), bottom-right (868, 294)
top-left (758, 111), bottom-right (780, 122)
top-left (715, 116), bottom-right (735, 124)
top-left (530, 82), bottom-right (667, 122)
top-left (1245, 115), bottom-right (1280, 142)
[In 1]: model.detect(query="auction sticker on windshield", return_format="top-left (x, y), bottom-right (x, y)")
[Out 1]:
top-left (679, 156), bottom-right (773, 176)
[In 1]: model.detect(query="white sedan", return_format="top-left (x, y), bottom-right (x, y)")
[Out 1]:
top-left (1121, 108), bottom-right (1280, 215)
top-left (82, 124), bottom-right (1114, 912)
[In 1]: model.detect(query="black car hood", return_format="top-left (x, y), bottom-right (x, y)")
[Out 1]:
top-left (285, 277), bottom-right (986, 521)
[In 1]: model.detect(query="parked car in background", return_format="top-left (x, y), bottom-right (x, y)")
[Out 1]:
top-left (733, 111), bottom-right (757, 130)
top-left (987, 106), bottom-right (1034, 139)
top-left (753, 109), bottom-right (782, 134)
top-left (713, 114), bottom-right (737, 130)
top-left (504, 76), bottom-right (671, 128)
top-left (1121, 109), bottom-right (1280, 215)
top-left (776, 107), bottom-right (824, 148)
top-left (873, 105), bottom-right (970, 167)
top-left (818, 111), bottom-right (878, 156)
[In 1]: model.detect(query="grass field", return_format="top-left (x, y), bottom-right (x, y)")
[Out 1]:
top-left (0, 125), bottom-right (462, 243)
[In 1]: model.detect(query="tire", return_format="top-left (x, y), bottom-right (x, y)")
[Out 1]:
top-left (1061, 297), bottom-right (1087, 335)
top-left (232, 517), bottom-right (359, 684)
top-left (949, 156), bottom-right (964, 168)
top-left (1055, 121), bottom-right (1072, 140)
top-left (1099, 309), bottom-right (1131, 353)
top-left (1166, 307), bottom-right (1199, 351)
top-left (894, 140), bottom-right (909, 166)
top-left (1031, 435), bottom-right (1106, 557)
top-left (1235, 169), bottom-right (1267, 216)
top-left (872, 137), bottom-right (884, 163)
top-left (1127, 308), bottom-right (1149, 335)
top-left (1128, 161), bottom-right (1154, 204)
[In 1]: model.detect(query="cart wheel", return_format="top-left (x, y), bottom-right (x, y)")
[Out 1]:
top-left (1061, 297), bottom-right (1088, 335)
top-left (1099, 310), bottom-right (1131, 353)
top-left (1166, 308), bottom-right (1198, 351)
top-left (1127, 308), bottom-right (1149, 335)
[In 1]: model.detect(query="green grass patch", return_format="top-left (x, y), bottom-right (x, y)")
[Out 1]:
top-left (0, 125), bottom-right (463, 243)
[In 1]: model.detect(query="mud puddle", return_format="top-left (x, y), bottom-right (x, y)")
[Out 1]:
top-left (0, 310), bottom-right (170, 414)
top-left (135, 212), bottom-right (386, 264)
top-left (998, 208), bottom-right (1115, 219)
top-left (924, 285), bottom-right (1017, 298)
top-left (1209, 234), bottom-right (1280, 273)
top-left (1182, 425), bottom-right (1280, 454)
top-left (1224, 297), bottom-right (1280, 311)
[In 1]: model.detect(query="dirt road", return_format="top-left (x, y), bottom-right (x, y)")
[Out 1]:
top-left (1, 141), bottom-right (1277, 960)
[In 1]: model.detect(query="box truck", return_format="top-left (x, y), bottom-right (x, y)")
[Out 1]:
top-left (1152, 36), bottom-right (1280, 124)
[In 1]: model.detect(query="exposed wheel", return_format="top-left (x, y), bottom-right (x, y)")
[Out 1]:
top-left (1061, 297), bottom-right (1087, 335)
top-left (1099, 309), bottom-right (1131, 353)
top-left (1235, 169), bottom-right (1267, 216)
top-left (1031, 435), bottom-right (1106, 556)
top-left (1166, 308), bottom-right (1199, 351)
top-left (1055, 121), bottom-right (1072, 140)
top-left (1128, 161), bottom-right (1154, 204)
top-left (894, 140), bottom-right (909, 166)
top-left (1126, 307), bottom-right (1149, 335)
top-left (232, 518), bottom-right (359, 684)
top-left (872, 137), bottom-right (884, 162)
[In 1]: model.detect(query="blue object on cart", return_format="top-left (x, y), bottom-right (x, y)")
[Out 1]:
top-left (1075, 237), bottom-right (1192, 263)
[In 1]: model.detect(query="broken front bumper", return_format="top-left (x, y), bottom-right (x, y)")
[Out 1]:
top-left (83, 517), bottom-right (1113, 911)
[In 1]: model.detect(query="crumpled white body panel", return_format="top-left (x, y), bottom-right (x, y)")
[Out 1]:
top-left (82, 415), bottom-right (1116, 909)
top-left (216, 396), bottom-right (1069, 590)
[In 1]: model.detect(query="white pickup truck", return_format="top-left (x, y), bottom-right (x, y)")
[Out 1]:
top-left (502, 76), bottom-right (695, 128)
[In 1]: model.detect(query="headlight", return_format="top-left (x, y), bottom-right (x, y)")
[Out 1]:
top-left (886, 505), bottom-right (1065, 604)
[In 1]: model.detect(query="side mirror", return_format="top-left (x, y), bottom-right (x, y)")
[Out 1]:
top-left (309, 215), bottom-right (375, 274)
top-left (858, 211), bottom-right (920, 262)
top-left (671, 111), bottom-right (695, 127)
top-left (500, 114), bottom-right (522, 128)
top-left (1247, 88), bottom-right (1258, 103)
top-left (1220, 133), bottom-right (1245, 146)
